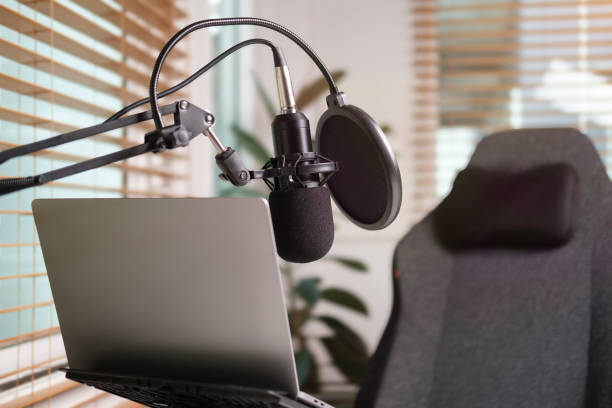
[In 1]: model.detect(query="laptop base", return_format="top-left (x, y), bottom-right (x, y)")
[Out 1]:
top-left (65, 369), bottom-right (311, 408)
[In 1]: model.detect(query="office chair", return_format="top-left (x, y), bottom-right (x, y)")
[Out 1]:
top-left (355, 129), bottom-right (612, 408)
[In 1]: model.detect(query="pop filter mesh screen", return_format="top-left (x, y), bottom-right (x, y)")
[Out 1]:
top-left (319, 115), bottom-right (387, 224)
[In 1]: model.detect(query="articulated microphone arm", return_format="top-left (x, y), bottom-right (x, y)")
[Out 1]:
top-left (0, 100), bottom-right (221, 196)
top-left (0, 97), bottom-right (338, 196)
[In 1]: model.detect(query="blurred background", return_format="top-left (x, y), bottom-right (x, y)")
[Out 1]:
top-left (1, 0), bottom-right (612, 406)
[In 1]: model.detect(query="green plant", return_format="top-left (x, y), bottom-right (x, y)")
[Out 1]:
top-left (220, 70), bottom-right (372, 393)
top-left (284, 259), bottom-right (369, 390)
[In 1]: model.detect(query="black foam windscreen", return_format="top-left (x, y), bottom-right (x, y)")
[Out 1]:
top-left (268, 186), bottom-right (334, 263)
top-left (316, 103), bottom-right (401, 230)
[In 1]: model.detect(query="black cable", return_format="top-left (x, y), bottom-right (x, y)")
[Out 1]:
top-left (149, 17), bottom-right (338, 129)
top-left (105, 38), bottom-right (281, 123)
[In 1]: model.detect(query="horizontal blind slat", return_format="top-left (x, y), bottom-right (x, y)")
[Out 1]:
top-left (425, 39), bottom-right (612, 53)
top-left (0, 242), bottom-right (40, 248)
top-left (413, 0), bottom-right (612, 13)
top-left (0, 300), bottom-right (54, 315)
top-left (431, 54), bottom-right (612, 67)
top-left (0, 210), bottom-right (33, 215)
top-left (0, 272), bottom-right (46, 280)
top-left (415, 11), bottom-right (612, 28)
top-left (414, 25), bottom-right (612, 41)
top-left (0, 379), bottom-right (80, 408)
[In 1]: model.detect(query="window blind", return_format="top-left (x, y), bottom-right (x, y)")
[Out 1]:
top-left (411, 0), bottom-right (612, 221)
top-left (0, 0), bottom-right (189, 406)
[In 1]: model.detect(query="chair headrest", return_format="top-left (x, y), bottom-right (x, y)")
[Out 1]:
top-left (432, 128), bottom-right (612, 249)
top-left (434, 163), bottom-right (579, 249)
top-left (468, 129), bottom-right (608, 216)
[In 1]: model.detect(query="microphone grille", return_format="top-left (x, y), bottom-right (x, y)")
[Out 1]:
top-left (269, 186), bottom-right (334, 263)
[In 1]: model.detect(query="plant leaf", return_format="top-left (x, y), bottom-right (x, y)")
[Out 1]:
top-left (320, 288), bottom-right (368, 315)
top-left (295, 277), bottom-right (321, 305)
top-left (288, 308), bottom-right (310, 333)
top-left (317, 315), bottom-right (368, 384)
top-left (380, 124), bottom-right (392, 134)
top-left (252, 71), bottom-right (277, 118)
top-left (231, 123), bottom-right (271, 163)
top-left (328, 256), bottom-right (368, 272)
top-left (295, 348), bottom-right (313, 386)
top-left (295, 70), bottom-right (346, 109)
top-left (317, 315), bottom-right (368, 356)
top-left (217, 187), bottom-right (264, 198)
top-left (301, 347), bottom-right (320, 393)
top-left (321, 336), bottom-right (368, 385)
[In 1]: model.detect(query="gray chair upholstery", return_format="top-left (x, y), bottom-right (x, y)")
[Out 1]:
top-left (356, 129), bottom-right (612, 408)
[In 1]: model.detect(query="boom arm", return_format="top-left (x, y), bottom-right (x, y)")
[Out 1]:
top-left (0, 100), bottom-right (213, 196)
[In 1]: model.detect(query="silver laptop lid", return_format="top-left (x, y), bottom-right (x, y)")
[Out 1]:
top-left (32, 197), bottom-right (299, 397)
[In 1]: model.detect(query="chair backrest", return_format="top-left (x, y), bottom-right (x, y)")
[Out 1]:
top-left (356, 129), bottom-right (612, 408)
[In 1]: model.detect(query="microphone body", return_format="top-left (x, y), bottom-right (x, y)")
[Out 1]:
top-left (269, 112), bottom-right (334, 263)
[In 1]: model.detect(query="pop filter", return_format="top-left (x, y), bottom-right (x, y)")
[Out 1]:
top-left (315, 93), bottom-right (401, 230)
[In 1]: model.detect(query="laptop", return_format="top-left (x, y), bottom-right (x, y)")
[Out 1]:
top-left (32, 197), bottom-right (333, 408)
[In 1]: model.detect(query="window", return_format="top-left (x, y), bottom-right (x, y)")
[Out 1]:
top-left (0, 0), bottom-right (189, 406)
top-left (412, 0), bottom-right (612, 217)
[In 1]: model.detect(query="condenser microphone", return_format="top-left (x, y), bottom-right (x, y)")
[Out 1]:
top-left (267, 60), bottom-right (334, 263)
top-left (268, 110), bottom-right (334, 263)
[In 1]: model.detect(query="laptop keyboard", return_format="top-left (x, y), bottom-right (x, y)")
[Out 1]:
top-left (91, 380), bottom-right (281, 407)
top-left (78, 377), bottom-right (306, 408)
